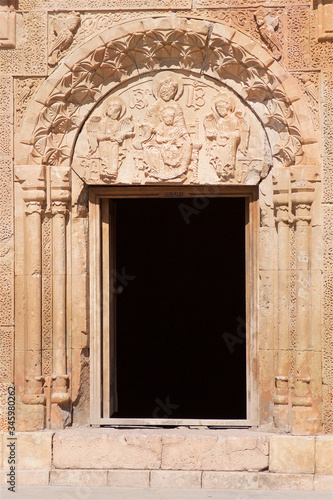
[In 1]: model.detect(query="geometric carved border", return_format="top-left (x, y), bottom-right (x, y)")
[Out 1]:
top-left (18, 17), bottom-right (318, 169)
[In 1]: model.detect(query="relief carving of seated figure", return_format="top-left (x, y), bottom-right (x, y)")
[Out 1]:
top-left (144, 106), bottom-right (192, 180)
top-left (204, 93), bottom-right (248, 182)
top-left (87, 96), bottom-right (134, 181)
top-left (136, 72), bottom-right (193, 182)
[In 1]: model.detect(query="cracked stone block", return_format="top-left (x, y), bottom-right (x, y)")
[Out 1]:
top-left (53, 429), bottom-right (162, 469)
top-left (161, 431), bottom-right (269, 471)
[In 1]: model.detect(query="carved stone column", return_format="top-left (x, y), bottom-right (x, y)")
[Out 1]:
top-left (272, 170), bottom-right (291, 429)
top-left (15, 166), bottom-right (46, 430)
top-left (291, 171), bottom-right (320, 434)
top-left (50, 166), bottom-right (71, 428)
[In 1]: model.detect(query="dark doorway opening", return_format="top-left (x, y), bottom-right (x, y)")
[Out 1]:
top-left (113, 197), bottom-right (246, 420)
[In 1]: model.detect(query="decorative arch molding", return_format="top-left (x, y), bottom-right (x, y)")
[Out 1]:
top-left (19, 16), bottom-right (318, 170)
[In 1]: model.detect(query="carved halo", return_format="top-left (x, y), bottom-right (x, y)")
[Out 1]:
top-left (212, 92), bottom-right (236, 114)
top-left (152, 71), bottom-right (184, 101)
top-left (103, 96), bottom-right (127, 119)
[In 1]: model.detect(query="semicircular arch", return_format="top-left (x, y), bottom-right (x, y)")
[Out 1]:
top-left (19, 16), bottom-right (318, 169)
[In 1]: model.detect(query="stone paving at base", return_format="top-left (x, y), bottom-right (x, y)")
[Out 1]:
top-left (0, 487), bottom-right (332, 500)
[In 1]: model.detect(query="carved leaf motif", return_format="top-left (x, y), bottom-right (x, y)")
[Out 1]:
top-left (131, 30), bottom-right (194, 70)
top-left (31, 103), bottom-right (78, 164)
top-left (27, 25), bottom-right (306, 168)
top-left (105, 38), bottom-right (137, 73)
top-left (244, 79), bottom-right (271, 102)
top-left (50, 105), bottom-right (81, 135)
top-left (32, 133), bottom-right (66, 165)
top-left (143, 29), bottom-right (186, 59)
top-left (273, 133), bottom-right (302, 167)
top-left (47, 71), bottom-right (88, 105)
top-left (262, 110), bottom-right (288, 132)
top-left (74, 46), bottom-right (115, 84)
top-left (42, 141), bottom-right (71, 166)
top-left (69, 73), bottom-right (102, 104)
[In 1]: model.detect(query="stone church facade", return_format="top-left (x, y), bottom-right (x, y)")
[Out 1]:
top-left (0, 0), bottom-right (332, 491)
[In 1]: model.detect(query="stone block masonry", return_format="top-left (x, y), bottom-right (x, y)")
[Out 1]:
top-left (0, 430), bottom-right (332, 490)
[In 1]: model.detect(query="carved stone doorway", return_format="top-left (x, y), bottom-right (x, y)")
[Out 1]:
top-left (89, 186), bottom-right (259, 427)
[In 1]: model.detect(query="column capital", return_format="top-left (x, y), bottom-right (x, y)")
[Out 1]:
top-left (273, 169), bottom-right (291, 224)
top-left (291, 188), bottom-right (315, 222)
top-left (21, 376), bottom-right (46, 405)
top-left (51, 200), bottom-right (69, 216)
top-left (47, 166), bottom-right (71, 214)
top-left (14, 165), bottom-right (46, 207)
top-left (25, 200), bottom-right (44, 216)
top-left (290, 166), bottom-right (319, 221)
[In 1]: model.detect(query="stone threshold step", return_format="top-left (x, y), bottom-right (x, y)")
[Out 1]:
top-left (0, 486), bottom-right (332, 500)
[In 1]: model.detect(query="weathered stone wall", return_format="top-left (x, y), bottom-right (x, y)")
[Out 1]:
top-left (0, 0), bottom-right (331, 435)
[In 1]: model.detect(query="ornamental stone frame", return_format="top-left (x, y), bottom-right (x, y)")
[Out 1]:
top-left (13, 17), bottom-right (323, 433)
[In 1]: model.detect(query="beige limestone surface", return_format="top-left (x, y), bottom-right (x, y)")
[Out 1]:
top-left (315, 436), bottom-right (333, 475)
top-left (0, 430), bottom-right (333, 490)
top-left (0, 0), bottom-right (331, 481)
top-left (270, 436), bottom-right (316, 474)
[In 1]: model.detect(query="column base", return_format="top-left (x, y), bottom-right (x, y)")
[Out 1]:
top-left (273, 404), bottom-right (291, 431)
top-left (291, 406), bottom-right (322, 435)
top-left (21, 393), bottom-right (46, 405)
top-left (51, 374), bottom-right (71, 406)
top-left (50, 402), bottom-right (71, 429)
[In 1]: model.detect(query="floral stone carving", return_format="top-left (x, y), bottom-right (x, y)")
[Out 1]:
top-left (73, 71), bottom-right (271, 185)
top-left (25, 19), bottom-right (309, 171)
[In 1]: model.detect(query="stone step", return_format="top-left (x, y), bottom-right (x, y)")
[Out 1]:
top-left (0, 430), bottom-right (332, 490)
